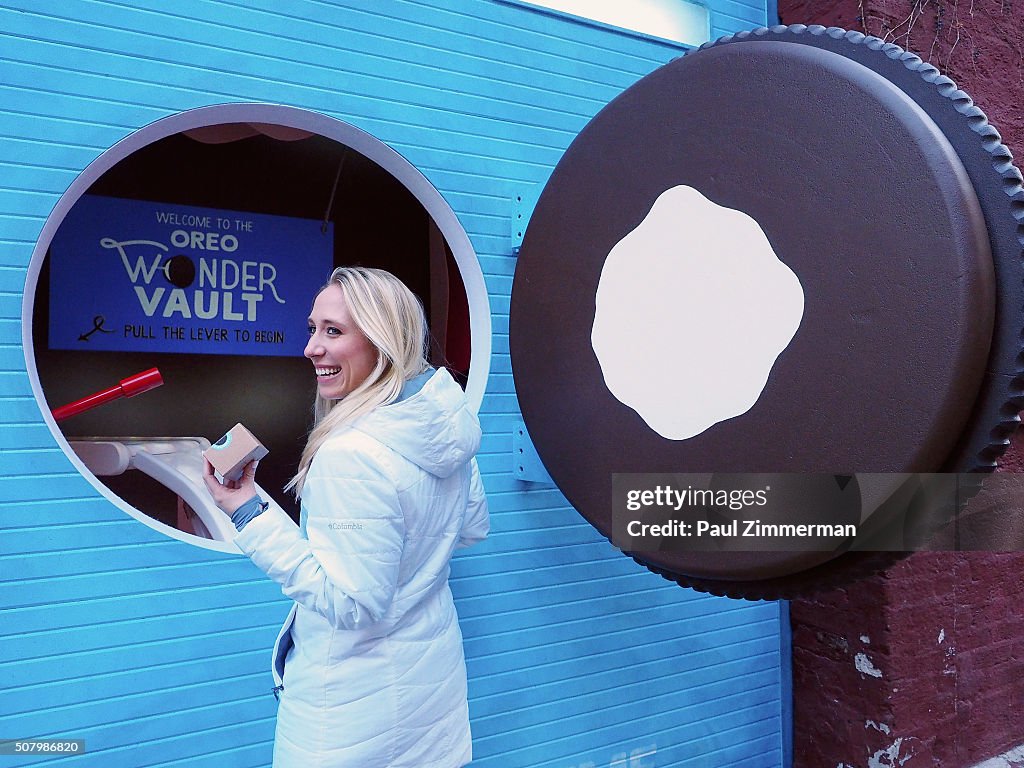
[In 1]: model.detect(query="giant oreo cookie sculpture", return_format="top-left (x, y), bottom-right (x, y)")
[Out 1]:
top-left (510, 25), bottom-right (1024, 599)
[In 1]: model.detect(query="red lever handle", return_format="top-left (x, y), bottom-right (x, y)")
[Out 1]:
top-left (51, 368), bottom-right (164, 422)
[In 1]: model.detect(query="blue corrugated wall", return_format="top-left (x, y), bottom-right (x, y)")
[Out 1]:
top-left (0, 1), bottom-right (785, 766)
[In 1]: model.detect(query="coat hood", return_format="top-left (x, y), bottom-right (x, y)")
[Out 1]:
top-left (352, 368), bottom-right (481, 478)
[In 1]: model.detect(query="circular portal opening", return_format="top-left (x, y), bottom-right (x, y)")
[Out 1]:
top-left (24, 104), bottom-right (491, 552)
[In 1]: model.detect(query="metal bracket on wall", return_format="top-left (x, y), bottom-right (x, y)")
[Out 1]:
top-left (512, 419), bottom-right (555, 485)
top-left (510, 187), bottom-right (538, 255)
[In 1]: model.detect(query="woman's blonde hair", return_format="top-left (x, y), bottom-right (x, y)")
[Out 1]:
top-left (286, 266), bottom-right (430, 497)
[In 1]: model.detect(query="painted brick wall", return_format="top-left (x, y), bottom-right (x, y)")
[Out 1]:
top-left (0, 2), bottom-right (786, 767)
top-left (791, 550), bottom-right (1024, 767)
top-left (790, 553), bottom-right (1024, 767)
top-left (779, 1), bottom-right (1024, 765)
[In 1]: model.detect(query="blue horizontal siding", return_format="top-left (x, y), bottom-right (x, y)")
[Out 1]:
top-left (0, 396), bottom-right (46, 423)
top-left (0, 1), bottom-right (779, 767)
top-left (0, 423), bottom-right (65, 449)
top-left (474, 696), bottom-right (778, 767)
top-left (1, 582), bottom-right (281, 637)
top-left (4, 649), bottom-right (270, 715)
top-left (6, 558), bottom-right (270, 608)
top-left (1, 623), bottom-right (276, 689)
top-left (5, 670), bottom-right (272, 738)
top-left (0, 448), bottom-right (73, 477)
top-left (0, 497), bottom-right (123, 528)
top-left (0, 370), bottom-right (33, 396)
top-left (466, 615), bottom-right (778, 679)
top-left (3, 608), bottom-right (286, 677)
top-left (4, 541), bottom-right (231, 579)
top-left (713, 0), bottom-right (769, 25)
top-left (13, 704), bottom-right (278, 766)
top-left (0, 346), bottom-right (29, 370)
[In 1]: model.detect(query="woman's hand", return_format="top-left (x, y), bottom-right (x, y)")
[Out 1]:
top-left (203, 458), bottom-right (259, 515)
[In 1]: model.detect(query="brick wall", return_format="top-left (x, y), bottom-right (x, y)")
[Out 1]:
top-left (778, 1), bottom-right (1024, 765)
top-left (792, 552), bottom-right (1024, 766)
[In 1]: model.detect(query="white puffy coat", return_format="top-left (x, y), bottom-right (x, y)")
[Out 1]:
top-left (235, 369), bottom-right (489, 768)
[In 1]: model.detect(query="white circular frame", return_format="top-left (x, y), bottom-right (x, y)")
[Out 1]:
top-left (22, 103), bottom-right (492, 553)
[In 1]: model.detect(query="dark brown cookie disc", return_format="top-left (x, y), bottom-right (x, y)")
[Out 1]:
top-left (511, 26), bottom-right (1024, 598)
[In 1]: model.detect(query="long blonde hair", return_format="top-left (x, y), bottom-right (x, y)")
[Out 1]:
top-left (286, 266), bottom-right (430, 497)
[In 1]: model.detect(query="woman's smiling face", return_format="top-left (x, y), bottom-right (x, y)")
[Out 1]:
top-left (304, 284), bottom-right (378, 400)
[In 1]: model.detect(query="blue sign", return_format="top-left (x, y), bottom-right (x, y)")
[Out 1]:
top-left (49, 195), bottom-right (333, 357)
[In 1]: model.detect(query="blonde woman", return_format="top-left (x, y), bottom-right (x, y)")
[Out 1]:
top-left (204, 266), bottom-right (489, 768)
